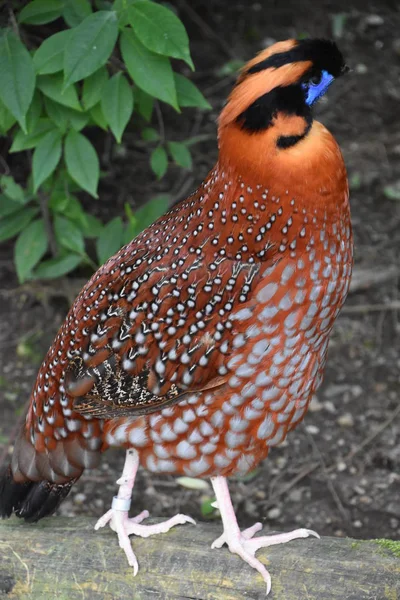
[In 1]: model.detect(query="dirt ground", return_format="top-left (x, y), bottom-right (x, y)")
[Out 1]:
top-left (0, 0), bottom-right (399, 544)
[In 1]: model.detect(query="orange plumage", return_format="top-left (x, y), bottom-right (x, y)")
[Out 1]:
top-left (1, 38), bottom-right (352, 594)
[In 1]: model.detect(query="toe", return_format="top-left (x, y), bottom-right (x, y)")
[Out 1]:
top-left (94, 509), bottom-right (113, 530)
top-left (130, 510), bottom-right (150, 524)
top-left (179, 514), bottom-right (196, 526)
top-left (305, 528), bottom-right (320, 539)
top-left (211, 534), bottom-right (225, 550)
top-left (242, 522), bottom-right (263, 539)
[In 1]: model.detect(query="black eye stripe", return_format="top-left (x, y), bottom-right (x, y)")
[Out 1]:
top-left (236, 84), bottom-right (311, 133)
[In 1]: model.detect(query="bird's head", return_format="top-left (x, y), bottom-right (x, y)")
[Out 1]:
top-left (218, 38), bottom-right (348, 173)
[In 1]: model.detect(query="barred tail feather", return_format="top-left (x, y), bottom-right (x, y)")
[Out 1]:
top-left (0, 426), bottom-right (101, 522)
top-left (0, 466), bottom-right (74, 522)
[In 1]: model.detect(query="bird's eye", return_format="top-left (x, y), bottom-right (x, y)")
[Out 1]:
top-left (309, 73), bottom-right (323, 86)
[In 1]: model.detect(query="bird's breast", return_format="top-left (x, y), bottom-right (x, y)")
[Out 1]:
top-left (104, 205), bottom-right (353, 479)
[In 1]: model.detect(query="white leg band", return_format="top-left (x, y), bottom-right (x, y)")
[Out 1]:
top-left (112, 496), bottom-right (131, 511)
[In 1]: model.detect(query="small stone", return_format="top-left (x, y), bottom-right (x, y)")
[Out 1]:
top-left (255, 490), bottom-right (266, 500)
top-left (355, 63), bottom-right (368, 74)
top-left (276, 456), bottom-right (287, 469)
top-left (351, 385), bottom-right (363, 398)
top-left (337, 413), bottom-right (354, 428)
top-left (309, 396), bottom-right (323, 412)
top-left (390, 518), bottom-right (399, 529)
top-left (306, 424), bottom-right (320, 435)
top-left (359, 495), bottom-right (372, 505)
top-left (288, 489), bottom-right (303, 503)
top-left (365, 14), bottom-right (384, 26)
top-left (94, 498), bottom-right (104, 508)
top-left (323, 384), bottom-right (350, 398)
top-left (267, 507), bottom-right (282, 520)
top-left (73, 493), bottom-right (86, 505)
top-left (334, 529), bottom-right (345, 537)
top-left (337, 461), bottom-right (347, 472)
top-left (323, 401), bottom-right (336, 414)
top-left (374, 382), bottom-right (387, 393)
top-left (353, 520), bottom-right (363, 528)
top-left (393, 39), bottom-right (400, 56)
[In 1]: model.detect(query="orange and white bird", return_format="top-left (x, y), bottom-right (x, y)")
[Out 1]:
top-left (1, 38), bottom-right (352, 594)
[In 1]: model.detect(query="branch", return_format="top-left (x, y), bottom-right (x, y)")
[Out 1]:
top-left (0, 517), bottom-right (399, 599)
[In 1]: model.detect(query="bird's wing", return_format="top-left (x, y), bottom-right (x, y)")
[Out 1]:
top-left (65, 246), bottom-right (265, 420)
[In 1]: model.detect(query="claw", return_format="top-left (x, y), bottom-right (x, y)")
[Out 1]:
top-left (210, 476), bottom-right (319, 596)
top-left (94, 450), bottom-right (195, 577)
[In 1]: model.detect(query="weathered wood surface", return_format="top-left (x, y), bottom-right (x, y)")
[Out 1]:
top-left (0, 517), bottom-right (399, 600)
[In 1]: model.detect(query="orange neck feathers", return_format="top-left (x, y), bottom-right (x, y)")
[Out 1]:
top-left (216, 39), bottom-right (349, 218)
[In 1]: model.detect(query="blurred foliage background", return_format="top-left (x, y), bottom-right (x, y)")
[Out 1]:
top-left (0, 0), bottom-right (211, 282)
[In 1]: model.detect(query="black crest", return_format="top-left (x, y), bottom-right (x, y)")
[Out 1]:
top-left (248, 38), bottom-right (347, 79)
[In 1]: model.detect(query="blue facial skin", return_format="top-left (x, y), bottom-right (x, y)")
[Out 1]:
top-left (302, 70), bottom-right (335, 106)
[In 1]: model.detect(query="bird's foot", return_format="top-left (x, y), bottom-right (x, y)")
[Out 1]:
top-left (94, 499), bottom-right (195, 575)
top-left (211, 523), bottom-right (319, 595)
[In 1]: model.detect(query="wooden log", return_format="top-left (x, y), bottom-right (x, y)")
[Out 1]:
top-left (0, 517), bottom-right (399, 599)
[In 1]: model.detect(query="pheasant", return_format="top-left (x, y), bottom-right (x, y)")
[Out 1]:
top-left (1, 38), bottom-right (352, 594)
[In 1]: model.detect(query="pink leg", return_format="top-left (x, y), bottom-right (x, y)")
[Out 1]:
top-left (95, 449), bottom-right (195, 575)
top-left (210, 476), bottom-right (319, 595)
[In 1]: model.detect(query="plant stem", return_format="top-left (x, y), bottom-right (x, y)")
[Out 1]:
top-left (38, 190), bottom-right (57, 256)
top-left (154, 101), bottom-right (165, 143)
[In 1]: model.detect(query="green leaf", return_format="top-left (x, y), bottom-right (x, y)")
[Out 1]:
top-left (0, 207), bottom-right (39, 242)
top-left (96, 216), bottom-right (124, 263)
top-left (167, 141), bottom-right (192, 169)
top-left (82, 66), bottom-right (109, 110)
top-left (383, 183), bottom-right (400, 201)
top-left (120, 29), bottom-right (178, 110)
top-left (150, 146), bottom-right (168, 179)
top-left (37, 74), bottom-right (81, 111)
top-left (68, 110), bottom-right (89, 132)
top-left (133, 194), bottom-right (170, 233)
top-left (123, 219), bottom-right (137, 244)
top-left (80, 213), bottom-right (103, 238)
top-left (32, 130), bottom-right (63, 192)
top-left (0, 195), bottom-right (25, 217)
top-left (19, 0), bottom-right (64, 25)
top-left (217, 59), bottom-right (245, 77)
top-left (10, 119), bottom-right (55, 152)
top-left (0, 175), bottom-right (25, 203)
top-left (174, 73), bottom-right (211, 109)
top-left (64, 130), bottom-right (99, 198)
top-left (54, 215), bottom-right (85, 254)
top-left (200, 497), bottom-right (218, 518)
top-left (101, 72), bottom-right (133, 143)
top-left (141, 127), bottom-right (159, 142)
top-left (135, 87), bottom-right (153, 121)
top-left (50, 193), bottom-right (89, 233)
top-left (43, 96), bottom-right (68, 132)
top-left (89, 103), bottom-right (108, 130)
top-left (14, 219), bottom-right (48, 283)
top-left (0, 30), bottom-right (36, 132)
top-left (0, 97), bottom-right (16, 134)
top-left (63, 0), bottom-right (92, 27)
top-left (33, 252), bottom-right (82, 279)
top-left (127, 1), bottom-right (193, 69)
top-left (48, 191), bottom-right (69, 213)
top-left (113, 0), bottom-right (136, 25)
top-left (176, 477), bottom-right (210, 491)
top-left (26, 90), bottom-right (43, 133)
top-left (33, 30), bottom-right (71, 75)
top-left (44, 97), bottom-right (88, 132)
top-left (64, 11), bottom-right (119, 87)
